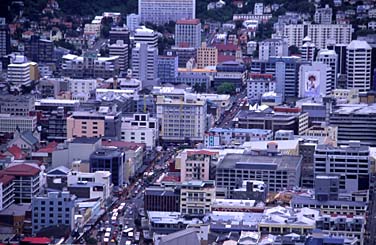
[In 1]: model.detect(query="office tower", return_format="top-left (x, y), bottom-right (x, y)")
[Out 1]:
top-left (32, 191), bottom-right (76, 235)
top-left (24, 35), bottom-right (54, 63)
top-left (346, 40), bottom-right (372, 92)
top-left (7, 62), bottom-right (32, 85)
top-left (314, 5), bottom-right (333, 24)
top-left (314, 142), bottom-right (370, 192)
top-left (175, 19), bottom-right (201, 48)
top-left (156, 93), bottom-right (207, 142)
top-left (327, 42), bottom-right (347, 75)
top-left (131, 42), bottom-right (158, 88)
top-left (316, 49), bottom-right (338, 89)
top-left (126, 13), bottom-right (141, 32)
top-left (109, 26), bottom-right (130, 45)
top-left (197, 42), bottom-right (218, 68)
top-left (283, 23), bottom-right (353, 49)
top-left (299, 62), bottom-right (332, 98)
top-left (139, 0), bottom-right (196, 25)
top-left (158, 51), bottom-right (178, 84)
top-left (258, 38), bottom-right (288, 60)
top-left (300, 36), bottom-right (316, 62)
top-left (109, 40), bottom-right (129, 71)
top-left (0, 18), bottom-right (10, 57)
top-left (254, 3), bottom-right (264, 15)
top-left (134, 26), bottom-right (158, 48)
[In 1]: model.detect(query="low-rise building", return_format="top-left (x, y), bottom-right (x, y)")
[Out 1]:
top-left (0, 114), bottom-right (37, 133)
top-left (247, 73), bottom-right (276, 102)
top-left (144, 186), bottom-right (180, 212)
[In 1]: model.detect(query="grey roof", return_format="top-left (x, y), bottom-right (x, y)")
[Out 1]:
top-left (71, 137), bottom-right (101, 144)
top-left (158, 228), bottom-right (200, 245)
top-left (47, 166), bottom-right (70, 176)
top-left (217, 153), bottom-right (302, 171)
top-left (291, 195), bottom-right (367, 208)
top-left (316, 143), bottom-right (369, 152)
top-left (21, 131), bottom-right (38, 145)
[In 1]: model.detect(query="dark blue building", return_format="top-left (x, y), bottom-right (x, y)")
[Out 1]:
top-left (213, 61), bottom-right (246, 91)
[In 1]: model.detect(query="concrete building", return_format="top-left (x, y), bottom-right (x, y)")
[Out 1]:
top-left (109, 40), bottom-right (129, 72)
top-left (171, 46), bottom-right (197, 68)
top-left (177, 67), bottom-right (215, 88)
top-left (89, 147), bottom-right (125, 186)
top-left (109, 26), bottom-right (130, 45)
top-left (7, 62), bottom-right (34, 85)
top-left (247, 73), bottom-right (276, 101)
top-left (316, 49), bottom-right (338, 89)
top-left (216, 151), bottom-right (302, 196)
top-left (300, 36), bottom-right (316, 62)
top-left (131, 42), bottom-right (158, 89)
top-left (346, 40), bottom-right (372, 92)
top-left (213, 61), bottom-right (247, 91)
top-left (0, 174), bottom-right (15, 211)
top-left (314, 142), bottom-right (370, 192)
top-left (0, 114), bottom-right (37, 133)
top-left (139, 0), bottom-right (195, 25)
top-left (254, 3), bottom-right (264, 15)
top-left (197, 43), bottom-right (218, 69)
top-left (299, 61), bottom-right (332, 98)
top-left (158, 52), bottom-right (178, 84)
top-left (258, 38), bottom-right (288, 61)
top-left (24, 36), bottom-right (54, 63)
top-left (0, 95), bottom-right (35, 116)
top-left (66, 107), bottom-right (121, 140)
top-left (283, 23), bottom-right (353, 49)
top-left (180, 180), bottom-right (216, 217)
top-left (144, 186), bottom-right (180, 212)
top-left (175, 19), bottom-right (201, 48)
top-left (126, 14), bottom-right (141, 32)
top-left (156, 93), bottom-right (207, 142)
top-left (31, 191), bottom-right (76, 235)
top-left (204, 128), bottom-right (273, 147)
top-left (0, 18), bottom-right (10, 57)
top-left (177, 149), bottom-right (218, 182)
top-left (121, 113), bottom-right (158, 149)
top-left (232, 180), bottom-right (268, 202)
top-left (68, 78), bottom-right (97, 102)
top-left (134, 26), bottom-right (158, 48)
top-left (314, 5), bottom-right (333, 24)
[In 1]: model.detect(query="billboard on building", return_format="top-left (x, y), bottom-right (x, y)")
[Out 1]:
top-left (303, 70), bottom-right (321, 97)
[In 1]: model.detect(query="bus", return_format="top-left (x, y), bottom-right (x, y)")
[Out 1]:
top-left (122, 227), bottom-right (133, 235)
top-left (104, 232), bottom-right (111, 238)
top-left (105, 227), bottom-right (111, 233)
top-left (128, 232), bottom-right (134, 238)
top-left (103, 237), bottom-right (109, 244)
top-left (111, 215), bottom-right (117, 225)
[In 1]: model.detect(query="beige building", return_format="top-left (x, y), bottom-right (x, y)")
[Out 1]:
top-left (197, 42), bottom-right (218, 68)
top-left (180, 180), bottom-right (216, 217)
top-left (67, 111), bottom-right (105, 139)
top-left (177, 149), bottom-right (219, 182)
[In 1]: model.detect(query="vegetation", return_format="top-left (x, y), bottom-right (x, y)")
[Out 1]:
top-left (193, 83), bottom-right (207, 93)
top-left (217, 82), bottom-right (236, 95)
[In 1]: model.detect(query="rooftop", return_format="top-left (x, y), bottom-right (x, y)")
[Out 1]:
top-left (1, 163), bottom-right (40, 176)
top-left (0, 203), bottom-right (31, 216)
top-left (208, 128), bottom-right (272, 135)
top-left (292, 195), bottom-right (367, 208)
top-left (71, 137), bottom-right (101, 144)
top-left (176, 19), bottom-right (201, 25)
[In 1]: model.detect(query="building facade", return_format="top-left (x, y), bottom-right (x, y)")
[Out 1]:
top-left (175, 19), bottom-right (201, 48)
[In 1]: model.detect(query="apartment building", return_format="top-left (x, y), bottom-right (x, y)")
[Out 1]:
top-left (139, 0), bottom-right (195, 25)
top-left (156, 93), bottom-right (207, 142)
top-left (346, 40), bottom-right (372, 92)
top-left (258, 38), bottom-right (288, 61)
top-left (126, 14), bottom-right (140, 32)
top-left (175, 19), bottom-right (201, 48)
top-left (177, 149), bottom-right (218, 182)
top-left (180, 180), bottom-right (216, 217)
top-left (314, 142), bottom-right (370, 192)
top-left (31, 191), bottom-right (76, 235)
top-left (0, 114), bottom-right (37, 133)
top-left (314, 5), bottom-right (333, 24)
top-left (197, 43), bottom-right (218, 69)
top-left (0, 18), bottom-right (10, 57)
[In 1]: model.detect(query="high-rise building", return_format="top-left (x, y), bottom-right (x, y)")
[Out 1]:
top-left (109, 26), bottom-right (130, 45)
top-left (300, 36), bottom-right (316, 62)
top-left (346, 40), bottom-right (372, 92)
top-left (316, 49), bottom-right (338, 89)
top-left (134, 26), bottom-right (158, 48)
top-left (131, 42), bottom-right (158, 88)
top-left (254, 3), bottom-right (264, 15)
top-left (139, 0), bottom-right (196, 25)
top-left (175, 19), bottom-right (201, 48)
top-left (299, 62), bottom-right (332, 98)
top-left (7, 62), bottom-right (33, 85)
top-left (258, 38), bottom-right (288, 61)
top-left (314, 5), bottom-right (333, 24)
top-left (24, 36), bottom-right (54, 63)
top-left (31, 191), bottom-right (76, 235)
top-left (109, 40), bottom-right (129, 71)
top-left (283, 23), bottom-right (353, 49)
top-left (158, 51), bottom-right (178, 84)
top-left (0, 18), bottom-right (10, 57)
top-left (156, 93), bottom-right (207, 142)
top-left (197, 42), bottom-right (218, 68)
top-left (126, 13), bottom-right (141, 32)
top-left (327, 43), bottom-right (347, 75)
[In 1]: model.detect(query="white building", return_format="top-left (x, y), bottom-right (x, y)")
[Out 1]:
top-left (299, 62), bottom-right (332, 98)
top-left (134, 26), bottom-right (158, 48)
top-left (131, 42), bottom-right (158, 89)
top-left (316, 49), bottom-right (338, 90)
top-left (314, 5), bottom-right (333, 24)
top-left (254, 3), bottom-right (264, 15)
top-left (156, 93), bottom-right (207, 142)
top-left (69, 79), bottom-right (97, 102)
top-left (7, 62), bottom-right (32, 84)
top-left (109, 40), bottom-right (128, 72)
top-left (300, 36), bottom-right (316, 62)
top-left (121, 113), bottom-right (158, 149)
top-left (138, 0), bottom-right (196, 25)
top-left (175, 19), bottom-right (202, 48)
top-left (0, 114), bottom-right (37, 133)
top-left (258, 38), bottom-right (288, 60)
top-left (126, 13), bottom-right (141, 32)
top-left (247, 74), bottom-right (276, 101)
top-left (346, 40), bottom-right (372, 92)
top-left (283, 23), bottom-right (353, 49)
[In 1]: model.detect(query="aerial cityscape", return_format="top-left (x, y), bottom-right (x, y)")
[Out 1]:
top-left (0, 0), bottom-right (375, 244)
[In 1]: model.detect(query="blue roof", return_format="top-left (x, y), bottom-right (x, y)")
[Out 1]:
top-left (209, 127), bottom-right (272, 134)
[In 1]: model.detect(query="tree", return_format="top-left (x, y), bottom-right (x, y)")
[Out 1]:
top-left (85, 237), bottom-right (98, 245)
top-left (217, 82), bottom-right (236, 95)
top-left (193, 83), bottom-right (207, 93)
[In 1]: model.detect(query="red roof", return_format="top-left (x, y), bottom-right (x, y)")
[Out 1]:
top-left (0, 174), bottom-right (15, 185)
top-left (187, 150), bottom-right (218, 156)
top-left (37, 141), bottom-right (58, 153)
top-left (3, 164), bottom-right (40, 177)
top-left (102, 140), bottom-right (145, 151)
top-left (21, 237), bottom-right (51, 244)
top-left (217, 55), bottom-right (236, 63)
top-left (176, 19), bottom-right (201, 25)
top-left (214, 43), bottom-right (238, 51)
top-left (274, 107), bottom-right (301, 113)
top-left (7, 145), bottom-right (27, 160)
top-left (161, 175), bottom-right (180, 182)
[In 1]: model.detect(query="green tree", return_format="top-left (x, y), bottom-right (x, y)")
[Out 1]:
top-left (217, 82), bottom-right (236, 95)
top-left (193, 83), bottom-right (207, 93)
top-left (85, 237), bottom-right (97, 245)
